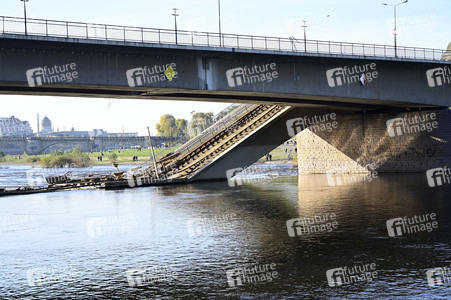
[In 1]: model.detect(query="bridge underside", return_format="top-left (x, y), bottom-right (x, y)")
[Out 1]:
top-left (0, 35), bottom-right (449, 112)
top-left (0, 84), bottom-right (444, 113)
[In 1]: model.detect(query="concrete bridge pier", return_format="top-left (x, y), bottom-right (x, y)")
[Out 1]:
top-left (296, 109), bottom-right (451, 173)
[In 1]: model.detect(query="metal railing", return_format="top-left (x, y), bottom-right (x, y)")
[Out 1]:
top-left (149, 103), bottom-right (246, 162)
top-left (1, 16), bottom-right (449, 61)
top-left (172, 104), bottom-right (256, 157)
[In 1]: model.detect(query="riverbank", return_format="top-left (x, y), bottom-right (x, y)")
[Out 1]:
top-left (0, 148), bottom-right (177, 167)
top-left (0, 147), bottom-right (298, 167)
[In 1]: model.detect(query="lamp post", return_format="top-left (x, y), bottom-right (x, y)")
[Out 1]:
top-left (218, 0), bottom-right (222, 47)
top-left (382, 0), bottom-right (408, 57)
top-left (302, 20), bottom-right (307, 52)
top-left (172, 8), bottom-right (179, 45)
top-left (20, 0), bottom-right (29, 35)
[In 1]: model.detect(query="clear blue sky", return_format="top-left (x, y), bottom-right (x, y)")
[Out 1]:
top-left (1, 0), bottom-right (450, 135)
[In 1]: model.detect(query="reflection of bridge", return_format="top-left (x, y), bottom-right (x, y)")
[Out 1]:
top-left (1, 16), bottom-right (450, 182)
top-left (0, 136), bottom-right (177, 155)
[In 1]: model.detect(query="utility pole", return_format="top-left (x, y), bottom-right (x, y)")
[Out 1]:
top-left (302, 20), bottom-right (307, 52)
top-left (218, 0), bottom-right (222, 47)
top-left (382, 0), bottom-right (408, 57)
top-left (172, 8), bottom-right (179, 45)
top-left (147, 127), bottom-right (160, 180)
top-left (20, 0), bottom-right (29, 35)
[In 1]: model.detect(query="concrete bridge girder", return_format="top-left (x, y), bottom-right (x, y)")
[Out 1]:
top-left (0, 35), bottom-right (449, 110)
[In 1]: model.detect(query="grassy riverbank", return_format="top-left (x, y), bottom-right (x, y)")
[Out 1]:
top-left (255, 147), bottom-right (298, 164)
top-left (0, 147), bottom-right (179, 167)
top-left (0, 146), bottom-right (297, 167)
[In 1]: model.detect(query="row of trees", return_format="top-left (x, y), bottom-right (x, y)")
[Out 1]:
top-left (155, 105), bottom-right (239, 138)
top-left (155, 114), bottom-right (187, 137)
top-left (155, 112), bottom-right (214, 138)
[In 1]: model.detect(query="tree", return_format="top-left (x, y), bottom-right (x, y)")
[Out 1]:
top-left (107, 152), bottom-right (118, 163)
top-left (188, 112), bottom-right (214, 137)
top-left (156, 114), bottom-right (177, 137)
top-left (39, 148), bottom-right (91, 168)
top-left (0, 151), bottom-right (4, 158)
top-left (175, 119), bottom-right (188, 137)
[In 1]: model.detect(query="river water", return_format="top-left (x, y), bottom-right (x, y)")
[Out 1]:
top-left (0, 165), bottom-right (450, 299)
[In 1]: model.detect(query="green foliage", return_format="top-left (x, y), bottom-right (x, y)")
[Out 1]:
top-left (0, 151), bottom-right (4, 158)
top-left (188, 112), bottom-right (214, 137)
top-left (156, 114), bottom-right (188, 137)
top-left (26, 156), bottom-right (41, 163)
top-left (175, 118), bottom-right (188, 137)
top-left (40, 148), bottom-right (91, 168)
top-left (107, 152), bottom-right (118, 163)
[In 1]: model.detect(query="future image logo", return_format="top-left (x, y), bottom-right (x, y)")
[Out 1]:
top-left (326, 63), bottom-right (378, 87)
top-left (426, 67), bottom-right (451, 87)
top-left (226, 63), bottom-right (278, 88)
top-left (386, 113), bottom-right (438, 137)
top-left (426, 267), bottom-right (451, 287)
top-left (226, 168), bottom-right (245, 187)
top-left (126, 265), bottom-right (178, 287)
top-left (386, 213), bottom-right (438, 237)
top-left (85, 214), bottom-right (138, 237)
top-left (326, 162), bottom-right (379, 187)
top-left (126, 63), bottom-right (178, 87)
top-left (26, 63), bottom-right (78, 87)
top-left (326, 263), bottom-right (378, 287)
top-left (26, 265), bottom-right (79, 287)
top-left (226, 166), bottom-right (271, 187)
top-left (387, 13), bottom-right (439, 36)
top-left (26, 165), bottom-right (75, 187)
top-left (0, 215), bottom-right (43, 235)
top-left (286, 113), bottom-right (338, 136)
top-left (426, 167), bottom-right (451, 188)
top-left (286, 213), bottom-right (338, 237)
top-left (186, 213), bottom-right (238, 237)
top-left (225, 263), bottom-right (278, 287)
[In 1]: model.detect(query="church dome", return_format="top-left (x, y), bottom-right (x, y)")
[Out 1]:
top-left (41, 116), bottom-right (52, 133)
top-left (444, 42), bottom-right (451, 61)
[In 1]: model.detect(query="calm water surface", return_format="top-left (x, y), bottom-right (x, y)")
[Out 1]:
top-left (0, 165), bottom-right (450, 299)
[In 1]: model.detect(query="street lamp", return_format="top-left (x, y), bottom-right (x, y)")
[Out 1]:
top-left (20, 0), bottom-right (29, 35)
top-left (302, 20), bottom-right (307, 52)
top-left (218, 0), bottom-right (222, 47)
top-left (172, 8), bottom-right (179, 45)
top-left (382, 0), bottom-right (408, 57)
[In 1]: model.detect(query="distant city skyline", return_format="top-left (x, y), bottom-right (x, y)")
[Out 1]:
top-left (0, 113), bottom-right (143, 137)
top-left (34, 114), bottom-right (138, 135)
top-left (1, 95), bottom-right (228, 136)
top-left (1, 0), bottom-right (449, 135)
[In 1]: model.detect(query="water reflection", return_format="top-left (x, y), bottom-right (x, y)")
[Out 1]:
top-left (0, 172), bottom-right (450, 298)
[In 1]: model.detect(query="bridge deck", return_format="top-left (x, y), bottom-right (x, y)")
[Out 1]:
top-left (1, 16), bottom-right (449, 62)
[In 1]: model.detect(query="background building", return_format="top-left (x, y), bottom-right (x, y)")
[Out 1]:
top-left (0, 116), bottom-right (33, 137)
top-left (37, 116), bottom-right (138, 137)
top-left (41, 116), bottom-right (52, 134)
top-left (444, 42), bottom-right (451, 61)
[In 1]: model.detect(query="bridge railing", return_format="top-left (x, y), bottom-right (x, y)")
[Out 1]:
top-left (173, 103), bottom-right (256, 158)
top-left (1, 16), bottom-right (449, 61)
top-left (151, 103), bottom-right (253, 163)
